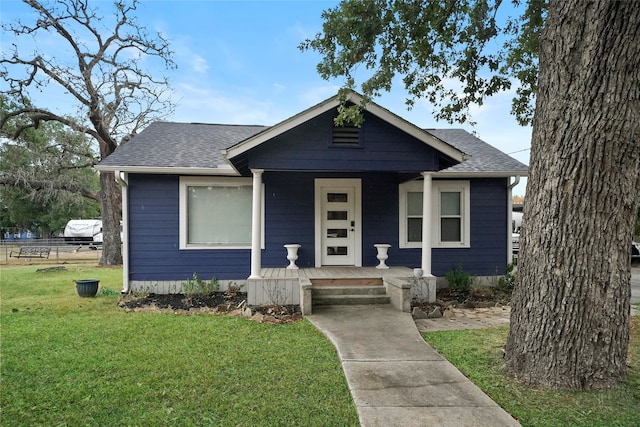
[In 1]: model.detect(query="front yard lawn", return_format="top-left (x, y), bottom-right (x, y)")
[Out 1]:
top-left (423, 317), bottom-right (640, 427)
top-left (0, 265), bottom-right (359, 426)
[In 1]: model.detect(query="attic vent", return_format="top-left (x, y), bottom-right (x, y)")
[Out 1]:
top-left (332, 125), bottom-right (360, 145)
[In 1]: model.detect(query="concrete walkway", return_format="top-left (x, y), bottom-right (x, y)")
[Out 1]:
top-left (307, 305), bottom-right (520, 427)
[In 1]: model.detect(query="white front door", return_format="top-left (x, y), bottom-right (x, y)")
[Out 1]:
top-left (315, 179), bottom-right (362, 266)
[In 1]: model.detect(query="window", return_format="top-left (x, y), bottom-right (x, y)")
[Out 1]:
top-left (180, 177), bottom-right (257, 249)
top-left (406, 191), bottom-right (423, 242)
top-left (399, 180), bottom-right (470, 248)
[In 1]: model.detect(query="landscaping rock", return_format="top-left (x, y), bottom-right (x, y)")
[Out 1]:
top-left (443, 307), bottom-right (455, 319)
top-left (427, 307), bottom-right (443, 318)
top-left (250, 312), bottom-right (264, 322)
top-left (242, 307), bottom-right (253, 318)
top-left (412, 307), bottom-right (429, 319)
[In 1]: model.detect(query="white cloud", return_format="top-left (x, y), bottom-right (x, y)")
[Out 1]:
top-left (298, 84), bottom-right (341, 106)
top-left (190, 54), bottom-right (210, 73)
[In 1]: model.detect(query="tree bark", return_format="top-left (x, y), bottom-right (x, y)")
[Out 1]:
top-left (98, 171), bottom-right (122, 266)
top-left (504, 0), bottom-right (640, 389)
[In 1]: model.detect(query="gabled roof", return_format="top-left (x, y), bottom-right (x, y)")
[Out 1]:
top-left (224, 91), bottom-right (466, 163)
top-left (97, 122), bottom-right (267, 175)
top-left (96, 93), bottom-right (528, 177)
top-left (427, 129), bottom-right (528, 177)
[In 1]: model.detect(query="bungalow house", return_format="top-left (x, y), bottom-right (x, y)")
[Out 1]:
top-left (96, 92), bottom-right (527, 313)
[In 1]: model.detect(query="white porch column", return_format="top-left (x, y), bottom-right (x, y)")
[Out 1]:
top-left (421, 172), bottom-right (433, 275)
top-left (249, 169), bottom-right (264, 279)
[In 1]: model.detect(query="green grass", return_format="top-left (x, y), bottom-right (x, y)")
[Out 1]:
top-left (423, 319), bottom-right (640, 427)
top-left (1, 265), bottom-right (359, 426)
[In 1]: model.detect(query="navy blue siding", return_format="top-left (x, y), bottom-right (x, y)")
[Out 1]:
top-left (127, 173), bottom-right (508, 280)
top-left (361, 173), bottom-right (401, 266)
top-left (262, 172), bottom-right (316, 268)
top-left (127, 174), bottom-right (251, 281)
top-left (246, 110), bottom-right (442, 172)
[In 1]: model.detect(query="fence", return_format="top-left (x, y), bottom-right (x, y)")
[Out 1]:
top-left (1, 238), bottom-right (102, 265)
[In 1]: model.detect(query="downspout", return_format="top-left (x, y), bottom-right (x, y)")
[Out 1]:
top-left (115, 171), bottom-right (130, 294)
top-left (507, 176), bottom-right (520, 265)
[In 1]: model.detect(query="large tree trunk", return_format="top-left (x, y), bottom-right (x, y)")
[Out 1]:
top-left (504, 0), bottom-right (640, 389)
top-left (98, 171), bottom-right (122, 266)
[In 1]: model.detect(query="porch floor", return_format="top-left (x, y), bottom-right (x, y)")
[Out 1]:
top-left (259, 266), bottom-right (414, 280)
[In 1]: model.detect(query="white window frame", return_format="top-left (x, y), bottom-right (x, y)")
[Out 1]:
top-left (179, 176), bottom-right (264, 250)
top-left (399, 180), bottom-right (470, 248)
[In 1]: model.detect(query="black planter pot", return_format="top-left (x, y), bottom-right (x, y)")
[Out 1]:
top-left (75, 279), bottom-right (100, 297)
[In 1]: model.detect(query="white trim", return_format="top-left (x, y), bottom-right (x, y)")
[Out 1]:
top-left (435, 170), bottom-right (528, 178)
top-left (178, 176), bottom-right (264, 250)
top-left (225, 91), bottom-right (465, 163)
top-left (399, 180), bottom-right (471, 249)
top-left (95, 165), bottom-right (240, 176)
top-left (314, 178), bottom-right (362, 267)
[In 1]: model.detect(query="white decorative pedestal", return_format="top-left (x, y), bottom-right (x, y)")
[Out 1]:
top-left (284, 244), bottom-right (301, 269)
top-left (374, 244), bottom-right (391, 269)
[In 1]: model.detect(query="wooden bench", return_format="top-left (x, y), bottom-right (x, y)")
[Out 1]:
top-left (9, 246), bottom-right (51, 259)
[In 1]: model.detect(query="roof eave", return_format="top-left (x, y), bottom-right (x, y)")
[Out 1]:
top-left (94, 165), bottom-right (240, 176)
top-left (434, 171), bottom-right (529, 178)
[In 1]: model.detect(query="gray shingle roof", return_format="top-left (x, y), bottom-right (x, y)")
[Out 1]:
top-left (426, 129), bottom-right (528, 174)
top-left (98, 121), bottom-right (527, 175)
top-left (98, 122), bottom-right (268, 169)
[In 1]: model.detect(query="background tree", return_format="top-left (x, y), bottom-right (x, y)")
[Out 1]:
top-left (0, 96), bottom-right (100, 237)
top-left (303, 0), bottom-right (640, 389)
top-left (0, 0), bottom-right (175, 265)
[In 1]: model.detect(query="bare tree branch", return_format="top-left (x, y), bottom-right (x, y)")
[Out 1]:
top-left (0, 0), bottom-right (175, 265)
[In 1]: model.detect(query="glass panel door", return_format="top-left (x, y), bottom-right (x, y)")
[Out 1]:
top-left (321, 187), bottom-right (355, 265)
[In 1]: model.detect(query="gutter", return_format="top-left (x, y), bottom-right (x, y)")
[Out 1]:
top-left (115, 170), bottom-right (130, 294)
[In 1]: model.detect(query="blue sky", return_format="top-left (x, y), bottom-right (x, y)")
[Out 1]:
top-left (1, 0), bottom-right (530, 195)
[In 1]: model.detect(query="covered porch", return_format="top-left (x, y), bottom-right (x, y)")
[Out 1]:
top-left (247, 266), bottom-right (435, 315)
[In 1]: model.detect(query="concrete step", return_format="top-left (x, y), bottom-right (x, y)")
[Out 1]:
top-left (312, 294), bottom-right (391, 306)
top-left (312, 286), bottom-right (387, 296)
top-left (312, 284), bottom-right (391, 306)
top-left (311, 278), bottom-right (383, 287)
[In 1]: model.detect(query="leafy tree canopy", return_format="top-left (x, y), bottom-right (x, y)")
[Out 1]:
top-left (301, 0), bottom-right (547, 126)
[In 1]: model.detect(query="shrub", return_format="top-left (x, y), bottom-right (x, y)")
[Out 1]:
top-left (497, 262), bottom-right (517, 293)
top-left (445, 264), bottom-right (472, 292)
top-left (182, 273), bottom-right (219, 297)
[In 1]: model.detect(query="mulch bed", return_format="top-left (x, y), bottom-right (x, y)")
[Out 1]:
top-left (118, 292), bottom-right (302, 324)
top-left (119, 287), bottom-right (511, 323)
top-left (412, 287), bottom-right (512, 313)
